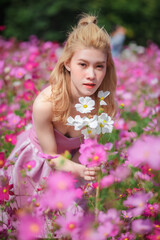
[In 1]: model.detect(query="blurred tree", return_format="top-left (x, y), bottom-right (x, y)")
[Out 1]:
top-left (0, 0), bottom-right (160, 46)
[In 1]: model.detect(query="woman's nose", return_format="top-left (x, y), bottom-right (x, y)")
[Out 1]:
top-left (86, 67), bottom-right (95, 79)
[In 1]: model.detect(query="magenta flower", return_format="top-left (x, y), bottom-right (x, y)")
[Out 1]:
top-left (24, 79), bottom-right (35, 91)
top-left (41, 189), bottom-right (76, 210)
top-left (0, 175), bottom-right (13, 202)
top-left (24, 160), bottom-right (36, 171)
top-left (144, 203), bottom-right (159, 217)
top-left (40, 172), bottom-right (77, 210)
top-left (6, 112), bottom-right (21, 128)
top-left (5, 133), bottom-right (17, 145)
top-left (18, 214), bottom-right (44, 240)
top-left (47, 171), bottom-right (75, 192)
top-left (118, 232), bottom-right (135, 240)
top-left (0, 152), bottom-right (6, 168)
top-left (79, 138), bottom-right (107, 167)
top-left (100, 175), bottom-right (114, 188)
top-left (127, 135), bottom-right (160, 170)
top-left (55, 211), bottom-right (82, 239)
top-left (121, 210), bottom-right (133, 219)
top-left (147, 229), bottom-right (160, 240)
top-left (14, 67), bottom-right (27, 79)
top-left (131, 219), bottom-right (153, 235)
top-left (123, 191), bottom-right (153, 217)
top-left (96, 221), bottom-right (114, 239)
top-left (110, 164), bottom-right (131, 181)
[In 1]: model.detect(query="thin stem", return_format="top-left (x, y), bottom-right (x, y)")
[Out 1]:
top-left (95, 170), bottom-right (101, 221)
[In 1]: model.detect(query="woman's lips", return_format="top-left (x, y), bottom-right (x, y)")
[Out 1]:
top-left (83, 83), bottom-right (96, 89)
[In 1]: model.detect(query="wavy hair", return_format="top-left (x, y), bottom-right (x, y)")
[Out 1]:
top-left (49, 14), bottom-right (117, 123)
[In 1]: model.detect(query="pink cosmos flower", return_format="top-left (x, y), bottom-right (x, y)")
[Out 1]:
top-left (6, 112), bottom-right (21, 128)
top-left (79, 138), bottom-right (107, 167)
top-left (0, 152), bottom-right (6, 168)
top-left (123, 191), bottom-right (153, 217)
top-left (14, 67), bottom-right (27, 79)
top-left (147, 229), bottom-right (160, 240)
top-left (47, 171), bottom-right (75, 192)
top-left (98, 209), bottom-right (120, 237)
top-left (128, 135), bottom-right (160, 170)
top-left (0, 175), bottom-right (13, 202)
top-left (110, 164), bottom-right (131, 181)
top-left (18, 214), bottom-right (44, 240)
top-left (96, 221), bottom-right (114, 239)
top-left (0, 60), bottom-right (4, 74)
top-left (55, 211), bottom-right (83, 239)
top-left (24, 79), bottom-right (35, 91)
top-left (100, 175), bottom-right (114, 188)
top-left (121, 210), bottom-right (133, 219)
top-left (24, 160), bottom-right (36, 171)
top-left (118, 232), bottom-right (135, 240)
top-left (41, 189), bottom-right (76, 210)
top-left (23, 91), bottom-right (34, 101)
top-left (0, 103), bottom-right (8, 113)
top-left (144, 203), bottom-right (159, 217)
top-left (5, 133), bottom-right (17, 145)
top-left (131, 219), bottom-right (153, 235)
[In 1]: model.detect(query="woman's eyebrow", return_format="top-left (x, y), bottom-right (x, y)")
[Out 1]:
top-left (78, 59), bottom-right (106, 63)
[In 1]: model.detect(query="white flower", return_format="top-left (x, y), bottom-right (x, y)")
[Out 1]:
top-left (98, 90), bottom-right (110, 106)
top-left (81, 127), bottom-right (97, 139)
top-left (88, 115), bottom-right (98, 129)
top-left (67, 115), bottom-right (90, 130)
top-left (75, 97), bottom-right (95, 113)
top-left (96, 113), bottom-right (114, 134)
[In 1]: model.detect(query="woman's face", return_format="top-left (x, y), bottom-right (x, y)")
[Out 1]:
top-left (65, 47), bottom-right (107, 100)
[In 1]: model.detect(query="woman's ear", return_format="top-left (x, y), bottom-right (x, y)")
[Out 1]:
top-left (64, 61), bottom-right (70, 72)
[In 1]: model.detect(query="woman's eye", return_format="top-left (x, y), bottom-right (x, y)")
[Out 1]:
top-left (97, 65), bottom-right (104, 69)
top-left (79, 63), bottom-right (86, 67)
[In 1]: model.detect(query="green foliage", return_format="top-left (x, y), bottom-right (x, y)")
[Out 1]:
top-left (1, 0), bottom-right (160, 45)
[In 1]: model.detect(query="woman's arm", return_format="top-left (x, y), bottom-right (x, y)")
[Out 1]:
top-left (33, 97), bottom-right (99, 180)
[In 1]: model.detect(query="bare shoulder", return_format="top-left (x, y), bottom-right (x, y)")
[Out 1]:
top-left (33, 86), bottom-right (53, 120)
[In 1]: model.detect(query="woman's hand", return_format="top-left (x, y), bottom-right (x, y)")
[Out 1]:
top-left (82, 166), bottom-right (101, 181)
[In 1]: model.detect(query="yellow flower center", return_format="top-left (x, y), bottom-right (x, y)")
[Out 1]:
top-left (144, 151), bottom-right (149, 158)
top-left (58, 181), bottom-right (67, 190)
top-left (156, 225), bottom-right (160, 228)
top-left (148, 168), bottom-right (151, 171)
top-left (120, 103), bottom-right (125, 107)
top-left (125, 215), bottom-right (128, 218)
top-left (29, 223), bottom-right (40, 233)
top-left (3, 188), bottom-right (7, 193)
top-left (150, 206), bottom-right (153, 210)
top-left (88, 130), bottom-right (91, 134)
top-left (124, 238), bottom-right (128, 240)
top-left (83, 104), bottom-right (87, 108)
top-left (35, 202), bottom-right (40, 207)
top-left (0, 160), bottom-right (4, 166)
top-left (68, 223), bottom-right (75, 230)
top-left (18, 72), bottom-right (22, 76)
top-left (100, 97), bottom-right (104, 100)
top-left (100, 123), bottom-right (104, 128)
top-left (9, 138), bottom-right (12, 142)
top-left (103, 120), bottom-right (107, 123)
top-left (138, 202), bottom-right (144, 207)
top-left (57, 202), bottom-right (63, 209)
top-left (27, 164), bottom-right (31, 170)
top-left (93, 155), bottom-right (99, 161)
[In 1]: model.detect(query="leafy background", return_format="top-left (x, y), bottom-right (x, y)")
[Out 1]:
top-left (1, 0), bottom-right (160, 45)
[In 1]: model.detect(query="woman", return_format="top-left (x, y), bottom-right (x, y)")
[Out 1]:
top-left (7, 14), bottom-right (117, 208)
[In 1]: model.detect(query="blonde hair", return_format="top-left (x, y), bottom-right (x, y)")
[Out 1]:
top-left (49, 14), bottom-right (117, 123)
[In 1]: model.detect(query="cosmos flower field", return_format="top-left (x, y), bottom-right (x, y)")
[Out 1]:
top-left (0, 36), bottom-right (160, 239)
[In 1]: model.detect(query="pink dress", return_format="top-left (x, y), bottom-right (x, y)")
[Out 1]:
top-left (7, 121), bottom-right (84, 208)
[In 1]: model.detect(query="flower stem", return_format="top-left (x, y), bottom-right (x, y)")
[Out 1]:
top-left (95, 170), bottom-right (101, 221)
